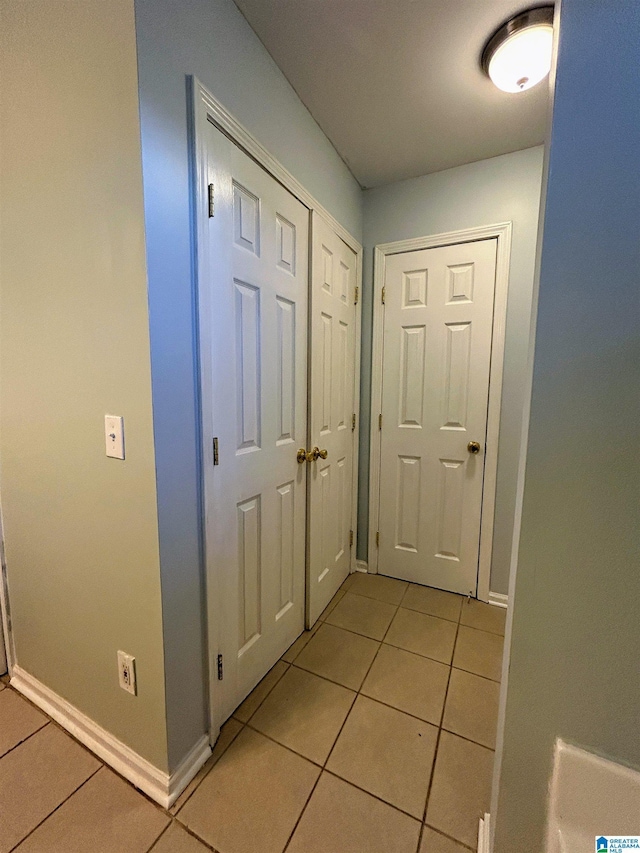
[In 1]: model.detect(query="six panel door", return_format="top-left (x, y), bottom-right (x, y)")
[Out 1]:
top-left (307, 212), bottom-right (358, 626)
top-left (204, 122), bottom-right (309, 721)
top-left (377, 239), bottom-right (498, 595)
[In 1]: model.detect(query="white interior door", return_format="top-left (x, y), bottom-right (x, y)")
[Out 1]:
top-left (203, 121), bottom-right (309, 722)
top-left (377, 239), bottom-right (497, 595)
top-left (307, 212), bottom-right (358, 626)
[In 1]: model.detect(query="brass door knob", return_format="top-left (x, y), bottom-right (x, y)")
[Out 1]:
top-left (310, 446), bottom-right (328, 461)
top-left (297, 448), bottom-right (308, 464)
top-left (467, 441), bottom-right (481, 454)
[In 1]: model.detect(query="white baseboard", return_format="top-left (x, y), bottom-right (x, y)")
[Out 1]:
top-left (478, 812), bottom-right (491, 852)
top-left (488, 591), bottom-right (509, 609)
top-left (355, 560), bottom-right (368, 573)
top-left (10, 665), bottom-right (210, 808)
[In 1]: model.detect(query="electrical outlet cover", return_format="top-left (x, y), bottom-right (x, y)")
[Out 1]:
top-left (117, 650), bottom-right (136, 695)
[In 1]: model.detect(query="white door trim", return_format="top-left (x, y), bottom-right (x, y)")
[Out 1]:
top-left (368, 223), bottom-right (512, 602)
top-left (191, 78), bottom-right (362, 740)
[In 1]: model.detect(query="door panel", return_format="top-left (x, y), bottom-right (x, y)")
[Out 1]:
top-left (204, 122), bottom-right (309, 721)
top-left (307, 213), bottom-right (357, 626)
top-left (378, 239), bottom-right (497, 595)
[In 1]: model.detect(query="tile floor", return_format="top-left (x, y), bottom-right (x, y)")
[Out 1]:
top-left (0, 573), bottom-right (506, 853)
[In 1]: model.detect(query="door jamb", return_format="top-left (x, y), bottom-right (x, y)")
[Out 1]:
top-left (190, 78), bottom-right (362, 740)
top-left (367, 223), bottom-right (512, 602)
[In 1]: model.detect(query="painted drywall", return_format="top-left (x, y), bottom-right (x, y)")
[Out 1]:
top-left (0, 0), bottom-right (169, 770)
top-left (359, 148), bottom-right (544, 594)
top-left (133, 0), bottom-right (363, 769)
top-left (494, 1), bottom-right (640, 850)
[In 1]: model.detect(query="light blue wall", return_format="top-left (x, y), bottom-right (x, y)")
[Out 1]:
top-left (494, 1), bottom-right (640, 849)
top-left (359, 148), bottom-right (544, 594)
top-left (133, 0), bottom-right (362, 769)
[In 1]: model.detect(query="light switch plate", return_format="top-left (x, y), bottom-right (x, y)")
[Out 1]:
top-left (105, 415), bottom-right (125, 459)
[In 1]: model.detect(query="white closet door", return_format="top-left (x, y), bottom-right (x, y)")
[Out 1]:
top-left (203, 122), bottom-right (309, 721)
top-left (307, 212), bottom-right (358, 626)
top-left (378, 239), bottom-right (497, 595)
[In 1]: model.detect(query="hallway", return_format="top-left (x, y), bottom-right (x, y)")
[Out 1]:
top-left (0, 573), bottom-right (505, 853)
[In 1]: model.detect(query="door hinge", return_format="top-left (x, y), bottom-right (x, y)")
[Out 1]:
top-left (352, 412), bottom-right (356, 431)
top-left (376, 531), bottom-right (380, 547)
top-left (354, 285), bottom-right (359, 305)
top-left (349, 530), bottom-right (354, 548)
top-left (208, 183), bottom-right (215, 217)
top-left (213, 437), bottom-right (219, 465)
top-left (381, 286), bottom-right (386, 304)
top-left (217, 653), bottom-right (224, 680)
top-left (378, 413), bottom-right (382, 430)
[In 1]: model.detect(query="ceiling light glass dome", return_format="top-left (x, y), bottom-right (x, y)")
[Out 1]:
top-left (482, 7), bottom-right (554, 94)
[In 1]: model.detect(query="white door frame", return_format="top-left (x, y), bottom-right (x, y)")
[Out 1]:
top-left (190, 78), bottom-right (362, 739)
top-left (367, 223), bottom-right (512, 602)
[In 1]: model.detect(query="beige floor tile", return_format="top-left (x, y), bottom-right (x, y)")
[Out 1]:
top-left (401, 585), bottom-right (463, 623)
top-left (250, 666), bottom-right (355, 764)
top-left (385, 608), bottom-right (458, 664)
top-left (233, 660), bottom-right (289, 722)
top-left (327, 695), bottom-right (438, 818)
top-left (346, 572), bottom-right (408, 605)
top-left (15, 766), bottom-right (168, 853)
top-left (318, 589), bottom-right (346, 621)
top-left (0, 690), bottom-right (48, 758)
top-left (361, 643), bottom-right (449, 725)
top-left (281, 623), bottom-right (320, 663)
top-left (0, 724), bottom-right (100, 853)
top-left (426, 731), bottom-right (494, 848)
top-left (442, 668), bottom-right (500, 749)
top-left (180, 727), bottom-right (319, 853)
top-left (171, 717), bottom-right (243, 814)
top-left (325, 592), bottom-right (396, 640)
top-left (420, 826), bottom-right (473, 852)
top-left (286, 772), bottom-right (421, 853)
top-left (150, 823), bottom-right (211, 853)
top-left (340, 573), bottom-right (358, 591)
top-left (453, 626), bottom-right (504, 682)
top-left (460, 599), bottom-right (506, 635)
top-left (294, 623), bottom-right (380, 690)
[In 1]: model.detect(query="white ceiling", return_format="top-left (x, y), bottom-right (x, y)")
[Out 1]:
top-left (233, 0), bottom-right (550, 188)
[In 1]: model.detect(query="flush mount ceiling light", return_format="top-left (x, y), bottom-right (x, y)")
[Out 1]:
top-left (482, 6), bottom-right (554, 93)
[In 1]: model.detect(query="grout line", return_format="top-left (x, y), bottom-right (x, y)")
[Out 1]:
top-left (171, 719), bottom-right (245, 817)
top-left (232, 658), bottom-right (291, 724)
top-left (7, 765), bottom-right (103, 852)
top-left (438, 725), bottom-right (496, 753)
top-left (307, 617), bottom-right (392, 645)
top-left (0, 719), bottom-right (50, 762)
top-left (165, 817), bottom-right (221, 852)
top-left (416, 613), bottom-right (463, 853)
top-left (423, 822), bottom-right (476, 851)
top-left (321, 767), bottom-right (424, 823)
top-left (146, 822), bottom-right (172, 852)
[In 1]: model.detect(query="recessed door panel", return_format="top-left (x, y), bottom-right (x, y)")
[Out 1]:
top-left (395, 455), bottom-right (421, 552)
top-left (399, 326), bottom-right (426, 428)
top-left (442, 322), bottom-right (472, 430)
top-left (234, 280), bottom-right (261, 453)
top-left (238, 495), bottom-right (261, 654)
top-left (275, 296), bottom-right (295, 445)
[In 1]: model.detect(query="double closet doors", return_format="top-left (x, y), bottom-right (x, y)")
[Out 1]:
top-left (200, 121), bottom-right (359, 725)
